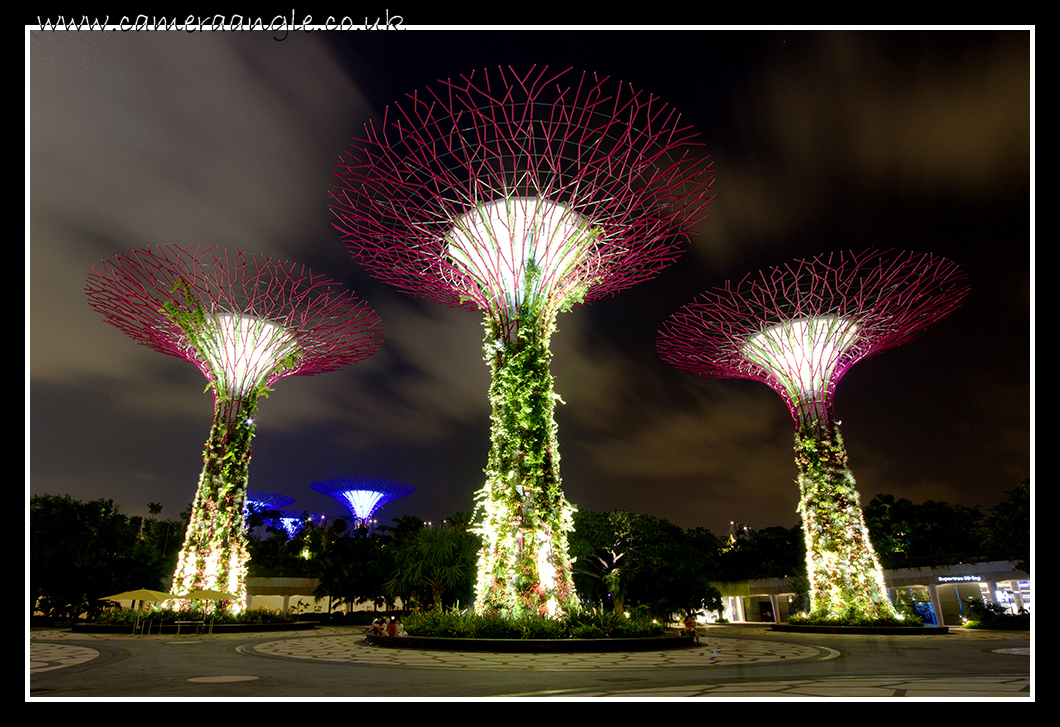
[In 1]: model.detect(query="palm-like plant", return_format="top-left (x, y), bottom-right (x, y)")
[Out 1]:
top-left (388, 526), bottom-right (480, 610)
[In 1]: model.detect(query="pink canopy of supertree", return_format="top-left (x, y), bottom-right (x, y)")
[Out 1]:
top-left (329, 65), bottom-right (715, 336)
top-left (658, 249), bottom-right (970, 433)
top-left (85, 245), bottom-right (384, 390)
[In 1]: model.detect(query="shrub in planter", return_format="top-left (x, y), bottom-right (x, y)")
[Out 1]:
top-left (788, 609), bottom-right (923, 628)
top-left (401, 606), bottom-right (664, 639)
top-left (961, 598), bottom-right (1030, 630)
top-left (572, 624), bottom-right (606, 639)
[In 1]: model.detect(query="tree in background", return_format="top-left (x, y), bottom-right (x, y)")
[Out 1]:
top-left (863, 495), bottom-right (998, 569)
top-left (569, 510), bottom-right (722, 621)
top-left (313, 526), bottom-right (394, 613)
top-left (982, 479), bottom-right (1030, 573)
top-left (387, 525), bottom-right (482, 610)
top-left (31, 495), bottom-right (185, 621)
top-left (717, 524), bottom-right (805, 582)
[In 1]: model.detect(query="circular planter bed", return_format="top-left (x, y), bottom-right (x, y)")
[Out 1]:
top-left (365, 632), bottom-right (694, 652)
top-left (771, 623), bottom-right (949, 635)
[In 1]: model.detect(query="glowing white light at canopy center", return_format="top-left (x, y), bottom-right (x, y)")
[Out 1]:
top-left (197, 314), bottom-right (297, 396)
top-left (446, 197), bottom-right (593, 310)
top-left (340, 490), bottom-right (387, 520)
top-left (742, 315), bottom-right (860, 396)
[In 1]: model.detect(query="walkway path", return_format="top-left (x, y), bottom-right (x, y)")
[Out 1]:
top-left (29, 625), bottom-right (1031, 698)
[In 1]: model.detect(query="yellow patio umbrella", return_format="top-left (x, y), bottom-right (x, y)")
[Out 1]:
top-left (98, 589), bottom-right (179, 633)
top-left (100, 589), bottom-right (179, 602)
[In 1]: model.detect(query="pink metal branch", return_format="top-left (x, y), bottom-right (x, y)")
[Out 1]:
top-left (330, 66), bottom-right (715, 326)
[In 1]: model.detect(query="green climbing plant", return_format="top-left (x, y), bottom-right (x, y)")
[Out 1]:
top-left (471, 262), bottom-right (579, 619)
top-left (794, 424), bottom-right (899, 622)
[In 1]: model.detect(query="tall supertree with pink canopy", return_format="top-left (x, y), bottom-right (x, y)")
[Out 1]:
top-left (658, 249), bottom-right (969, 622)
top-left (86, 246), bottom-right (383, 613)
top-left (330, 66), bottom-right (714, 618)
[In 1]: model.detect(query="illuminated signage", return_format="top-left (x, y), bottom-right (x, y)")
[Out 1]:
top-left (936, 575), bottom-right (982, 582)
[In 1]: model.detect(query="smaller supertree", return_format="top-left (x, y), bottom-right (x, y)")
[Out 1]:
top-left (245, 491), bottom-right (297, 536)
top-left (246, 491), bottom-right (296, 517)
top-left (275, 511), bottom-right (326, 539)
top-left (86, 246), bottom-right (383, 612)
top-left (310, 478), bottom-right (416, 529)
top-left (658, 249), bottom-right (968, 622)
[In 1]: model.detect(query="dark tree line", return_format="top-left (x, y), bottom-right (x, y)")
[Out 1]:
top-left (863, 479), bottom-right (1029, 572)
top-left (252, 512), bottom-right (481, 614)
top-left (31, 480), bottom-right (1028, 621)
top-left (567, 510), bottom-right (809, 620)
top-left (30, 494), bottom-right (186, 621)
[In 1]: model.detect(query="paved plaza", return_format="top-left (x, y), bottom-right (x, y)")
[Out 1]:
top-left (28, 624), bottom-right (1031, 699)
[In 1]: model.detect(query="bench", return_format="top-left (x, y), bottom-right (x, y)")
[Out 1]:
top-left (175, 620), bottom-right (205, 635)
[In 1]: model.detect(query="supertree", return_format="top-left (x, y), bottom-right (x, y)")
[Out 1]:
top-left (246, 491), bottom-right (296, 517)
top-left (275, 511), bottom-right (327, 539)
top-left (85, 246), bottom-right (383, 613)
top-left (658, 249), bottom-right (969, 622)
top-left (245, 491), bottom-right (297, 536)
top-left (329, 66), bottom-right (714, 618)
top-left (310, 478), bottom-right (415, 529)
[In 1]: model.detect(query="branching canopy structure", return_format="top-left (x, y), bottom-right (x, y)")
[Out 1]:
top-left (658, 249), bottom-right (968, 621)
top-left (330, 66), bottom-right (714, 618)
top-left (86, 245), bottom-right (383, 612)
top-left (275, 511), bottom-right (326, 539)
top-left (246, 491), bottom-right (296, 515)
top-left (310, 477), bottom-right (416, 527)
top-left (245, 491), bottom-right (297, 535)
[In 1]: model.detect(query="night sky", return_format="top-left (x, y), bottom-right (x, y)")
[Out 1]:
top-left (28, 28), bottom-right (1031, 539)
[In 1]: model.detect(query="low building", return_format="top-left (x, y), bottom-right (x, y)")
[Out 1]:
top-left (712, 560), bottom-right (1030, 626)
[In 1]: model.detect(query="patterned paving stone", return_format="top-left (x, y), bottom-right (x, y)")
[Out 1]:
top-left (569, 675), bottom-right (1031, 698)
top-left (29, 626), bottom-right (1030, 697)
top-left (29, 643), bottom-right (102, 674)
top-left (246, 634), bottom-right (824, 670)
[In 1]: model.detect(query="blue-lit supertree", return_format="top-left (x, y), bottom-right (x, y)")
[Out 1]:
top-left (246, 491), bottom-right (296, 518)
top-left (310, 478), bottom-right (415, 530)
top-left (245, 491), bottom-right (297, 538)
top-left (275, 511), bottom-right (327, 538)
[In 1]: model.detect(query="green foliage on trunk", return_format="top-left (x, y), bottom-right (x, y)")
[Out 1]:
top-left (472, 274), bottom-right (578, 619)
top-left (794, 425), bottom-right (899, 622)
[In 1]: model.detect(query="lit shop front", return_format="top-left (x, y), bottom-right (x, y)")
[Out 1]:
top-left (712, 560), bottom-right (1029, 626)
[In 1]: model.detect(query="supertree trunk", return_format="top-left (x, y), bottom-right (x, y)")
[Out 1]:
top-left (794, 423), bottom-right (897, 621)
top-left (169, 392), bottom-right (259, 614)
top-left (473, 312), bottom-right (577, 618)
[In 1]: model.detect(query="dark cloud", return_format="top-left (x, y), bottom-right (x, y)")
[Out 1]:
top-left (29, 29), bottom-right (1031, 537)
